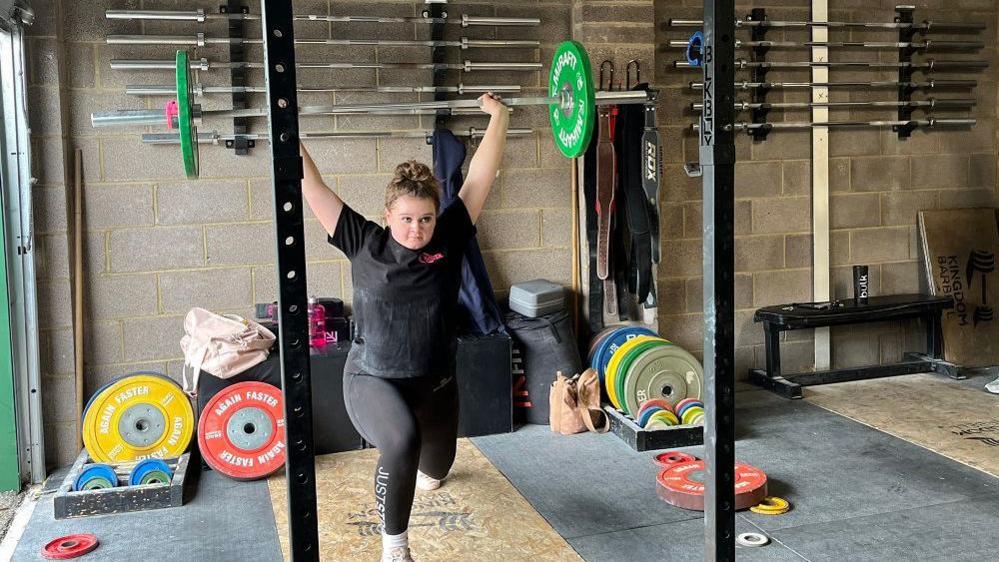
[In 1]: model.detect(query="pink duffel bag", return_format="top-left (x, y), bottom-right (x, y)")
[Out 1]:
top-left (180, 307), bottom-right (276, 395)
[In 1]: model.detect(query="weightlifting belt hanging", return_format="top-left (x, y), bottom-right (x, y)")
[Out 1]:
top-left (617, 92), bottom-right (653, 305)
top-left (596, 107), bottom-right (619, 319)
top-left (641, 93), bottom-right (663, 266)
top-left (583, 126), bottom-right (603, 333)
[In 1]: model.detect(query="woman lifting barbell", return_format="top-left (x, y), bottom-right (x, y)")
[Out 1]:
top-left (300, 93), bottom-right (509, 562)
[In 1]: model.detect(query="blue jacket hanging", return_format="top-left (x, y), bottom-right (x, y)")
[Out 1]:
top-left (432, 129), bottom-right (508, 336)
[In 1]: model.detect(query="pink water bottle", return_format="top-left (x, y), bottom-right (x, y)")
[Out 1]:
top-left (308, 297), bottom-right (326, 349)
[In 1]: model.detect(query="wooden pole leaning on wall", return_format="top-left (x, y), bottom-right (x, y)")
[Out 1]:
top-left (73, 148), bottom-right (85, 450)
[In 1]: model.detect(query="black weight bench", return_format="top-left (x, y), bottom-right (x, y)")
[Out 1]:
top-left (748, 294), bottom-right (962, 399)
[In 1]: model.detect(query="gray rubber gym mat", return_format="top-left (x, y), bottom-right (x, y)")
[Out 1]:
top-left (11, 468), bottom-right (282, 562)
top-left (472, 386), bottom-right (999, 560)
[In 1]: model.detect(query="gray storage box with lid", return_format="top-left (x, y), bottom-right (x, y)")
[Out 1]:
top-left (509, 279), bottom-right (565, 318)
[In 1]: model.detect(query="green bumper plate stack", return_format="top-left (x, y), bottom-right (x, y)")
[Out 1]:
top-left (622, 345), bottom-right (704, 417)
top-left (616, 339), bottom-right (672, 415)
top-left (548, 40), bottom-right (595, 158)
top-left (175, 50), bottom-right (198, 179)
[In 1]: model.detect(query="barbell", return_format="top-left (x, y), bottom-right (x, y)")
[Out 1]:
top-left (92, 41), bottom-right (652, 179)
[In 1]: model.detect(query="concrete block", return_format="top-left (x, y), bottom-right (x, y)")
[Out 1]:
top-left (781, 340), bottom-right (817, 374)
top-left (84, 322), bottom-right (124, 366)
top-left (659, 313), bottom-right (703, 352)
top-left (830, 157), bottom-right (851, 192)
top-left (880, 128), bottom-right (940, 155)
top-left (735, 161), bottom-right (783, 199)
top-left (377, 139), bottom-right (433, 173)
top-left (736, 235), bottom-right (785, 272)
top-left (84, 184), bottom-right (155, 229)
top-left (253, 261), bottom-right (344, 305)
top-left (579, 2), bottom-right (654, 23)
top-left (159, 268), bottom-right (253, 314)
top-left (38, 278), bottom-right (72, 330)
top-left (685, 275), bottom-right (754, 313)
top-left (657, 277), bottom-right (685, 314)
top-left (122, 315), bottom-right (185, 362)
top-left (661, 204), bottom-right (684, 240)
top-left (910, 154), bottom-right (969, 189)
top-left (483, 249), bottom-right (572, 289)
top-left (881, 191), bottom-right (939, 227)
top-left (110, 227), bottom-right (204, 272)
top-left (102, 137), bottom-right (187, 182)
top-left (477, 210), bottom-right (540, 250)
top-left (577, 23), bottom-right (655, 44)
top-left (304, 219), bottom-right (341, 263)
top-left (969, 154), bottom-right (997, 189)
top-left (336, 174), bottom-right (392, 218)
top-left (40, 375), bottom-right (78, 424)
top-left (205, 223), bottom-right (276, 266)
top-left (751, 197), bottom-right (811, 234)
top-left (880, 261), bottom-right (921, 295)
top-left (751, 130), bottom-right (811, 161)
top-left (27, 37), bottom-right (59, 87)
top-left (33, 137), bottom-right (68, 188)
top-left (830, 129), bottom-right (881, 157)
top-left (42, 329), bottom-right (74, 376)
top-left (39, 234), bottom-right (70, 280)
top-left (26, 0), bottom-right (57, 37)
top-left (735, 309), bottom-right (764, 348)
top-left (66, 0), bottom-right (140, 42)
top-left (662, 164), bottom-right (703, 203)
top-left (661, 238), bottom-right (702, 277)
top-left (849, 227), bottom-right (911, 264)
top-left (782, 160), bottom-right (810, 196)
top-left (44, 422), bottom-right (80, 471)
top-left (85, 232), bottom-right (108, 276)
top-left (753, 269), bottom-right (812, 308)
top-left (501, 169), bottom-right (571, 208)
top-left (541, 209), bottom-right (572, 248)
top-left (156, 180), bottom-right (249, 226)
top-left (939, 189), bottom-right (999, 209)
top-left (28, 86), bottom-right (61, 136)
top-left (84, 362), bottom-right (170, 398)
top-left (850, 156), bottom-right (909, 192)
top-left (87, 273), bottom-right (158, 319)
top-left (831, 193), bottom-right (881, 229)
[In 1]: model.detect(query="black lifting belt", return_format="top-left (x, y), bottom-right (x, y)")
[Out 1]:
top-left (583, 114), bottom-right (603, 334)
top-left (597, 107), bottom-right (619, 319)
top-left (616, 86), bottom-right (653, 304)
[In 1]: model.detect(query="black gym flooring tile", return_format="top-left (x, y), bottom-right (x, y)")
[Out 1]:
top-left (472, 385), bottom-right (999, 560)
top-left (11, 468), bottom-right (282, 562)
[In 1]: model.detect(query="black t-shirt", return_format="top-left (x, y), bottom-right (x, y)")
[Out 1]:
top-left (329, 199), bottom-right (477, 378)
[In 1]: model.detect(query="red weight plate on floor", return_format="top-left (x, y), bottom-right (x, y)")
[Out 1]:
top-left (656, 460), bottom-right (768, 511)
top-left (41, 534), bottom-right (99, 559)
top-left (198, 381), bottom-right (286, 480)
top-left (654, 451), bottom-right (697, 468)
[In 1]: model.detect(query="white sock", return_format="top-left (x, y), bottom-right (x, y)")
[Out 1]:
top-left (416, 470), bottom-right (442, 491)
top-left (382, 529), bottom-right (408, 552)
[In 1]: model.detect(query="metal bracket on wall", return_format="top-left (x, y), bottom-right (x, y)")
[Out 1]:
top-left (894, 6), bottom-right (917, 139)
top-left (223, 1), bottom-right (255, 153)
top-left (747, 8), bottom-right (772, 141)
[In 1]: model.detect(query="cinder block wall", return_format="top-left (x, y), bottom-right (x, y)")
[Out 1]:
top-left (27, 0), bottom-right (999, 467)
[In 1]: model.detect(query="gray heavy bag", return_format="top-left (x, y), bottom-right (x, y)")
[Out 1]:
top-left (505, 309), bottom-right (582, 424)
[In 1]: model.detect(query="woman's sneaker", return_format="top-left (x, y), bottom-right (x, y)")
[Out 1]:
top-left (416, 470), bottom-right (443, 491)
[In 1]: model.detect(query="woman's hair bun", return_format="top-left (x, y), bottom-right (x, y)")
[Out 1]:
top-left (393, 160), bottom-right (434, 184)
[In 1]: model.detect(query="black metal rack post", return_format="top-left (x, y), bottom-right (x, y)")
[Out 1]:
top-left (700, 0), bottom-right (737, 558)
top-left (260, 1), bottom-right (319, 560)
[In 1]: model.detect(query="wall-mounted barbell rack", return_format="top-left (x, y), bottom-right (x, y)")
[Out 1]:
top-left (104, 4), bottom-right (543, 153)
top-left (667, 5), bottom-right (986, 141)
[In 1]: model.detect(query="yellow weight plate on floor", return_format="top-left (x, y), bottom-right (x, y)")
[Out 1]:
top-left (605, 335), bottom-right (657, 410)
top-left (82, 374), bottom-right (194, 463)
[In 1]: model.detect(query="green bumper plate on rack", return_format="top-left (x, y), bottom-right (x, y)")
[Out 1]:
top-left (175, 50), bottom-right (198, 179)
top-left (622, 345), bottom-right (704, 416)
top-left (616, 338), bottom-right (672, 415)
top-left (548, 40), bottom-right (595, 158)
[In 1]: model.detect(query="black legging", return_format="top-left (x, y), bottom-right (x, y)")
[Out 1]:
top-left (343, 371), bottom-right (459, 535)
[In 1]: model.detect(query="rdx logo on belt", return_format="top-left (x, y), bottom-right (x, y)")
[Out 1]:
top-left (419, 251), bottom-right (445, 264)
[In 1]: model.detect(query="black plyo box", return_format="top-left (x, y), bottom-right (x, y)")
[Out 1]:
top-left (604, 406), bottom-right (703, 451)
top-left (53, 451), bottom-right (192, 519)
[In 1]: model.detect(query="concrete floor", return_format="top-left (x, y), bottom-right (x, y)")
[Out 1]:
top-left (7, 376), bottom-right (999, 561)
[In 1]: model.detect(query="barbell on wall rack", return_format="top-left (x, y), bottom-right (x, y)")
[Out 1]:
top-left (93, 42), bottom-right (639, 178)
top-left (109, 58), bottom-right (543, 72)
top-left (690, 98), bottom-right (976, 111)
top-left (675, 59), bottom-right (989, 70)
top-left (125, 84), bottom-right (523, 96)
top-left (667, 39), bottom-right (984, 50)
top-left (106, 10), bottom-right (540, 27)
top-left (689, 79), bottom-right (978, 90)
top-left (667, 18), bottom-right (985, 31)
top-left (106, 35), bottom-right (540, 49)
top-left (690, 117), bottom-right (976, 132)
top-left (141, 128), bottom-right (537, 145)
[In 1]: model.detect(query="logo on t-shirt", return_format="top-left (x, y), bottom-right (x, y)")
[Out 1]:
top-left (419, 251), bottom-right (445, 264)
